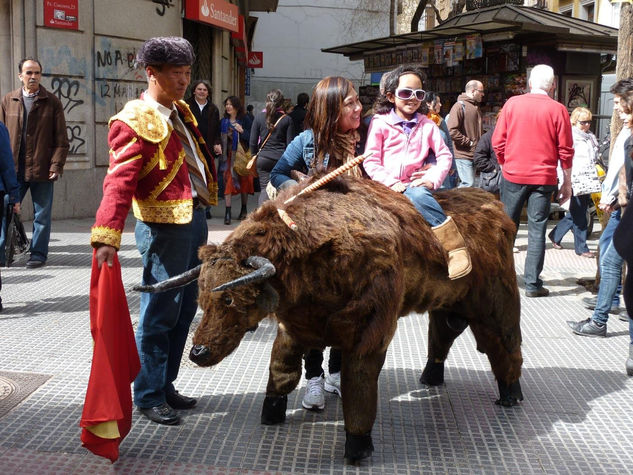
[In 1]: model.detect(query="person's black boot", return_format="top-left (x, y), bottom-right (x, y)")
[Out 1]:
top-left (224, 206), bottom-right (231, 225)
top-left (238, 205), bottom-right (247, 220)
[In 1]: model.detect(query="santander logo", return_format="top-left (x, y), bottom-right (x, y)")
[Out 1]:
top-left (248, 53), bottom-right (262, 66)
top-left (201, 0), bottom-right (210, 17)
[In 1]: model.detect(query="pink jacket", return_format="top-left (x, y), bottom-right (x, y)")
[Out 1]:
top-left (364, 112), bottom-right (452, 190)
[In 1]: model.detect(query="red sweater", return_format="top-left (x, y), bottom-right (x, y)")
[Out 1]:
top-left (492, 93), bottom-right (573, 185)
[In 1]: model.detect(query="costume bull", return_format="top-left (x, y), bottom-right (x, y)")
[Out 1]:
top-left (135, 174), bottom-right (523, 464)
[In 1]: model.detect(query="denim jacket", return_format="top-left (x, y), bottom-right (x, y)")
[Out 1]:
top-left (270, 129), bottom-right (331, 189)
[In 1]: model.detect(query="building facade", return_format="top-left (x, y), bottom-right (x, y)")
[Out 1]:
top-left (247, 0), bottom-right (391, 110)
top-left (0, 0), bottom-right (274, 220)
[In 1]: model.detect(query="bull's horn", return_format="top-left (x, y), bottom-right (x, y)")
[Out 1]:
top-left (212, 256), bottom-right (276, 291)
top-left (133, 264), bottom-right (202, 293)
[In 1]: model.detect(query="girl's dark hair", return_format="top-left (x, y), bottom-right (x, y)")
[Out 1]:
top-left (265, 89), bottom-right (284, 129)
top-left (424, 91), bottom-right (439, 108)
top-left (223, 95), bottom-right (245, 119)
top-left (373, 65), bottom-right (428, 115)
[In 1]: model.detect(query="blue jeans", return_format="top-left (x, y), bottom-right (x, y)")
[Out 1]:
top-left (439, 160), bottom-right (458, 190)
top-left (592, 210), bottom-right (623, 325)
top-left (403, 186), bottom-right (447, 227)
top-left (0, 180), bottom-right (54, 263)
top-left (548, 194), bottom-right (590, 255)
top-left (133, 208), bottom-right (208, 408)
top-left (501, 180), bottom-right (556, 291)
top-left (454, 158), bottom-right (474, 188)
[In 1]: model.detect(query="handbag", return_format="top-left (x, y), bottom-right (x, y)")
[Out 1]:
top-left (571, 133), bottom-right (602, 196)
top-left (478, 167), bottom-right (503, 194)
top-left (571, 163), bottom-right (601, 196)
top-left (233, 134), bottom-right (253, 177)
top-left (4, 205), bottom-right (30, 267)
top-left (246, 114), bottom-right (286, 173)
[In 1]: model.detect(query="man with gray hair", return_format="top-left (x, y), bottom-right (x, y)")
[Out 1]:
top-left (447, 79), bottom-right (484, 187)
top-left (492, 64), bottom-right (573, 298)
top-left (91, 36), bottom-right (218, 425)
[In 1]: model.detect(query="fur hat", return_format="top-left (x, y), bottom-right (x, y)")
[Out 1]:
top-left (135, 36), bottom-right (195, 68)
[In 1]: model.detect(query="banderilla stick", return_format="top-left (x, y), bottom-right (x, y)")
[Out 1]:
top-left (283, 152), bottom-right (371, 204)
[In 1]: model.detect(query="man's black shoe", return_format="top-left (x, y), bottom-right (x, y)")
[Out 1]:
top-left (525, 287), bottom-right (549, 298)
top-left (165, 391), bottom-right (197, 409)
top-left (25, 259), bottom-right (45, 269)
top-left (139, 403), bottom-right (180, 425)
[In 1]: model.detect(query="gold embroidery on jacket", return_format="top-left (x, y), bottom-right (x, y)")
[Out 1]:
top-left (110, 100), bottom-right (168, 143)
top-left (110, 137), bottom-right (138, 161)
top-left (149, 149), bottom-right (186, 200)
top-left (132, 198), bottom-right (192, 224)
top-left (90, 226), bottom-right (123, 250)
top-left (108, 154), bottom-right (142, 175)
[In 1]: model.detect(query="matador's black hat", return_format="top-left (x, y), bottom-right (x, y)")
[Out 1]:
top-left (135, 36), bottom-right (195, 68)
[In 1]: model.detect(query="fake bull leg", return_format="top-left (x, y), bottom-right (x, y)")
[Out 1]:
top-left (341, 349), bottom-right (387, 465)
top-left (420, 309), bottom-right (468, 386)
top-left (261, 323), bottom-right (304, 425)
top-left (469, 321), bottom-right (523, 407)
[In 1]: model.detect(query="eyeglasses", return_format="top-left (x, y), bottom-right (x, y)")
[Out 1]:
top-left (476, 89), bottom-right (485, 93)
top-left (395, 88), bottom-right (426, 101)
top-left (578, 120), bottom-right (592, 125)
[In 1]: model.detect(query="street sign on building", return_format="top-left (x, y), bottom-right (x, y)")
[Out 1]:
top-left (44, 0), bottom-right (79, 30)
top-left (248, 52), bottom-right (263, 68)
top-left (185, 0), bottom-right (239, 33)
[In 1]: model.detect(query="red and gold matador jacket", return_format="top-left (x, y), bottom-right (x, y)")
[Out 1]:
top-left (90, 98), bottom-right (218, 250)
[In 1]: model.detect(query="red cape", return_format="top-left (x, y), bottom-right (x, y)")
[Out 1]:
top-left (80, 250), bottom-right (140, 462)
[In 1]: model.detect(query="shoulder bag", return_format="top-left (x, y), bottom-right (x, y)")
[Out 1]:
top-left (233, 130), bottom-right (253, 177)
top-left (246, 114), bottom-right (287, 173)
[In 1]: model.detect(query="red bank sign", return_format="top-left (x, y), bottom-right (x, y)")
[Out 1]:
top-left (43, 0), bottom-right (79, 30)
top-left (248, 52), bottom-right (263, 68)
top-left (185, 0), bottom-right (239, 33)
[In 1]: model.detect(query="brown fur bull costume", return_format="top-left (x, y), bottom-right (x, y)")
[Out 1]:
top-left (136, 174), bottom-right (522, 464)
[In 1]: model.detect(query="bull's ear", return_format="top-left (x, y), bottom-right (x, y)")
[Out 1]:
top-left (256, 282), bottom-right (279, 313)
top-left (198, 244), bottom-right (218, 261)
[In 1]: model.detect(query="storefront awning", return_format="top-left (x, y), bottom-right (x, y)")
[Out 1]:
top-left (249, 0), bottom-right (278, 12)
top-left (322, 5), bottom-right (618, 60)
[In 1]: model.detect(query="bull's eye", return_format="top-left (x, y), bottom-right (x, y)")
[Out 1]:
top-left (223, 294), bottom-right (234, 306)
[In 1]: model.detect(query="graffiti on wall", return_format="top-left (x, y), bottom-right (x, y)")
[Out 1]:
top-left (50, 77), bottom-right (84, 115)
top-left (95, 37), bottom-right (145, 81)
top-left (153, 0), bottom-right (175, 16)
top-left (66, 124), bottom-right (86, 155)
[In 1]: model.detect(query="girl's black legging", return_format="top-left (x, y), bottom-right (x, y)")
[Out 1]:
top-left (304, 348), bottom-right (342, 379)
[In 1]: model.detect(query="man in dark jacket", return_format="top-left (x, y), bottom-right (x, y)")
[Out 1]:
top-left (0, 57), bottom-right (69, 268)
top-left (447, 80), bottom-right (484, 188)
top-left (289, 92), bottom-right (309, 138)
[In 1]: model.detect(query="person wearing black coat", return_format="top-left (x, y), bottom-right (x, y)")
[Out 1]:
top-left (186, 80), bottom-right (222, 218)
top-left (289, 92), bottom-right (309, 138)
top-left (249, 89), bottom-right (295, 206)
top-left (473, 125), bottom-right (502, 195)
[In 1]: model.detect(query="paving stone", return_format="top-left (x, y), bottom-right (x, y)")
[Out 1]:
top-left (1, 217), bottom-right (632, 473)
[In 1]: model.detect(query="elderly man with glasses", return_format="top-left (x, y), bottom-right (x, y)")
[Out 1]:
top-left (447, 80), bottom-right (485, 188)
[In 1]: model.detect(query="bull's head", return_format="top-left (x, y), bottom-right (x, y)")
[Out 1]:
top-left (133, 245), bottom-right (279, 367)
top-left (190, 251), bottom-right (279, 366)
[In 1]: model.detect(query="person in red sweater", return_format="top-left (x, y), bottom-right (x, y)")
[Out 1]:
top-left (492, 64), bottom-right (573, 298)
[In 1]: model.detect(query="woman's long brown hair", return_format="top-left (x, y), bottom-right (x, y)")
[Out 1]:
top-left (305, 76), bottom-right (356, 164)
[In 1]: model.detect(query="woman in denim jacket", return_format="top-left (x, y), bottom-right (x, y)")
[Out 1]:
top-left (269, 76), bottom-right (363, 411)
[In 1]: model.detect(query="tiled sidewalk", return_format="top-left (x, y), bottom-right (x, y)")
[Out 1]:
top-left (1, 214), bottom-right (632, 474)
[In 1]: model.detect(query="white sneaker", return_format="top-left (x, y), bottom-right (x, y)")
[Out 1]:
top-left (324, 372), bottom-right (341, 397)
top-left (302, 376), bottom-right (325, 410)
